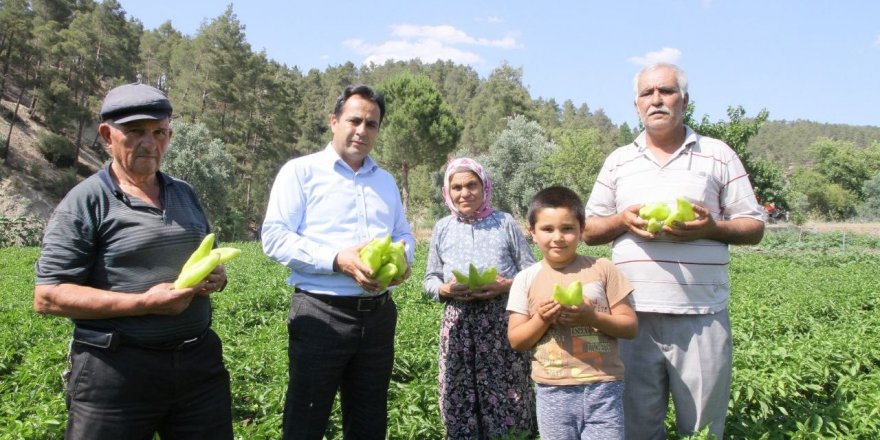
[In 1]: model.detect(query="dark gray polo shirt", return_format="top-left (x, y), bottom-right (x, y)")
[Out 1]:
top-left (35, 163), bottom-right (213, 344)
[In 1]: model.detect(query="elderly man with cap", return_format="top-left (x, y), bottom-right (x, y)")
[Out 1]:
top-left (34, 83), bottom-right (233, 439)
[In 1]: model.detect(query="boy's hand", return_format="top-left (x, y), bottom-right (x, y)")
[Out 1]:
top-left (535, 298), bottom-right (562, 323)
top-left (557, 301), bottom-right (597, 327)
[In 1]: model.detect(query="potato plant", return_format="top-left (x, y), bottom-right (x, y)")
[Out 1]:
top-left (1, 231), bottom-right (878, 439)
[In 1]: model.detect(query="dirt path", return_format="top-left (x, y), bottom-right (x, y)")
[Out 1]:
top-left (767, 222), bottom-right (880, 236)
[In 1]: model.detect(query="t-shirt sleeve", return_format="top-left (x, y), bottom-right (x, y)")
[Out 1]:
top-left (720, 151), bottom-right (764, 221)
top-left (34, 207), bottom-right (97, 285)
top-left (507, 263), bottom-right (537, 315)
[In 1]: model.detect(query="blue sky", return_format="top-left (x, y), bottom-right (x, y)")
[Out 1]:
top-left (117, 0), bottom-right (879, 128)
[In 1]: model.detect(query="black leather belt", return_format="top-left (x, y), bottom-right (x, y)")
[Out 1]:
top-left (73, 327), bottom-right (208, 351)
top-left (295, 288), bottom-right (390, 312)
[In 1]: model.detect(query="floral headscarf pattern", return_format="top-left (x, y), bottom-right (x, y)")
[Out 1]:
top-left (442, 157), bottom-right (495, 223)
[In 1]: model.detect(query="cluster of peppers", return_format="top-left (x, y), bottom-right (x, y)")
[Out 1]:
top-left (552, 280), bottom-right (584, 306)
top-left (359, 235), bottom-right (407, 290)
top-left (452, 263), bottom-right (498, 290)
top-left (638, 197), bottom-right (696, 233)
top-left (173, 233), bottom-right (241, 289)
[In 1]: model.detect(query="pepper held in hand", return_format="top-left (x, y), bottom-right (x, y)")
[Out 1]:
top-left (359, 235), bottom-right (392, 274)
top-left (552, 280), bottom-right (583, 306)
top-left (359, 235), bottom-right (408, 287)
top-left (174, 253), bottom-right (221, 289)
top-left (173, 234), bottom-right (241, 289)
top-left (452, 263), bottom-right (497, 290)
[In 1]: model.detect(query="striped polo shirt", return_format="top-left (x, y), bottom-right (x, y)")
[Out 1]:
top-left (35, 163), bottom-right (213, 344)
top-left (586, 127), bottom-right (764, 314)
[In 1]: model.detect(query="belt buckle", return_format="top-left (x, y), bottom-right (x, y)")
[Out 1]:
top-left (357, 297), bottom-right (374, 312)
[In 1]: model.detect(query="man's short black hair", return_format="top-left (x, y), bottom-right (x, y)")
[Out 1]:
top-left (333, 84), bottom-right (386, 126)
top-left (527, 186), bottom-right (585, 228)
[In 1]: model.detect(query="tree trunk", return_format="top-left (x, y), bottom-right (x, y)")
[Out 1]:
top-left (74, 117), bottom-right (85, 166)
top-left (2, 88), bottom-right (24, 164)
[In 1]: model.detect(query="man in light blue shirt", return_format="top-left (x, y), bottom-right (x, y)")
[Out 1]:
top-left (262, 84), bottom-right (414, 440)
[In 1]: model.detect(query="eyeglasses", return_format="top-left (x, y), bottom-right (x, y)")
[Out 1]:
top-left (108, 122), bottom-right (172, 142)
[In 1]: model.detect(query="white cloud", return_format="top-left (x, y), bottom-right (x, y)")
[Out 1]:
top-left (343, 24), bottom-right (518, 66)
top-left (874, 35), bottom-right (880, 46)
top-left (484, 16), bottom-right (504, 24)
top-left (627, 47), bottom-right (683, 66)
top-left (702, 0), bottom-right (713, 8)
top-left (390, 24), bottom-right (517, 48)
top-left (344, 38), bottom-right (484, 65)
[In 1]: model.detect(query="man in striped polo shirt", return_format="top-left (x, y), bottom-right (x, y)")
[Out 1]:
top-left (584, 63), bottom-right (765, 439)
top-left (34, 83), bottom-right (233, 439)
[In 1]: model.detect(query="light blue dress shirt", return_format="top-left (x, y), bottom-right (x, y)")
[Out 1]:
top-left (261, 144), bottom-right (415, 296)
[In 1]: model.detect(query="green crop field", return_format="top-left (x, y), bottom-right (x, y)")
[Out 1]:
top-left (1, 231), bottom-right (879, 439)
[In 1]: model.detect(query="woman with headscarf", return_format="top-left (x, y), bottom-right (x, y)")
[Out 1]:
top-left (423, 157), bottom-right (536, 439)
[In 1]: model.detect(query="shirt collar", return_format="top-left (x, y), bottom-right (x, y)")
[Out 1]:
top-left (321, 142), bottom-right (378, 174)
top-left (633, 125), bottom-right (698, 154)
top-left (98, 161), bottom-right (174, 199)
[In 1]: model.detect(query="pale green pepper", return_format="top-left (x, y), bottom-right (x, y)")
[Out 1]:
top-left (174, 253), bottom-right (221, 289)
top-left (552, 280), bottom-right (584, 306)
top-left (182, 233), bottom-right (215, 272)
top-left (359, 235), bottom-right (392, 273)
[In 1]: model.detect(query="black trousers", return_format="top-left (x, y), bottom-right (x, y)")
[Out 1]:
top-left (283, 291), bottom-right (397, 440)
top-left (64, 328), bottom-right (232, 440)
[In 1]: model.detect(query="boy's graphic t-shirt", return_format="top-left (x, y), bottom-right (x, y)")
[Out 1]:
top-left (507, 255), bottom-right (633, 385)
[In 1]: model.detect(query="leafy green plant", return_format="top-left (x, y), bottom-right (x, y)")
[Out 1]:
top-left (2, 232), bottom-right (880, 439)
top-left (35, 133), bottom-right (76, 168)
top-left (0, 216), bottom-right (45, 247)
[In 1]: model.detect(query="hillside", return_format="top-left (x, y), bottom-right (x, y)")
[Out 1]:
top-left (2, 96), bottom-right (880, 227)
top-left (0, 98), bottom-right (103, 222)
top-left (748, 120), bottom-right (880, 167)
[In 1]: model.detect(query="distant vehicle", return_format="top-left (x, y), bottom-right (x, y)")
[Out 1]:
top-left (763, 203), bottom-right (788, 223)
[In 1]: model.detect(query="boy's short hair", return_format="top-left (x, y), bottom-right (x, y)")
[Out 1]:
top-left (527, 186), bottom-right (585, 228)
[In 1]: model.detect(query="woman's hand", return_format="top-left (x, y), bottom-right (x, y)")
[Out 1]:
top-left (467, 276), bottom-right (512, 301)
top-left (439, 279), bottom-right (473, 301)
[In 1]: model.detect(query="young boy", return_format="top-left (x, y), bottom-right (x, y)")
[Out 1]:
top-left (507, 186), bottom-right (637, 439)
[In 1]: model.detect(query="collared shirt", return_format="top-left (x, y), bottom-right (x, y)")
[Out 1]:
top-left (261, 144), bottom-right (415, 296)
top-left (35, 163), bottom-right (212, 344)
top-left (586, 127), bottom-right (764, 314)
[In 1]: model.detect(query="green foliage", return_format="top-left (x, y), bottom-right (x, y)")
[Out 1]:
top-left (539, 127), bottom-right (606, 201)
top-left (809, 138), bottom-right (878, 200)
top-left (481, 115), bottom-right (555, 217)
top-left (7, 0), bottom-right (878, 241)
top-left (787, 168), bottom-right (857, 220)
top-left (857, 173), bottom-right (880, 220)
top-left (785, 136), bottom-right (880, 221)
top-left (161, 121), bottom-right (234, 237)
top-left (35, 133), bottom-right (75, 167)
top-left (48, 168), bottom-right (78, 199)
top-left (3, 235), bottom-right (880, 438)
top-left (748, 120), bottom-right (880, 167)
top-left (459, 63), bottom-right (534, 155)
top-left (0, 216), bottom-right (45, 247)
top-left (689, 106), bottom-right (787, 209)
top-left (376, 72), bottom-right (462, 211)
